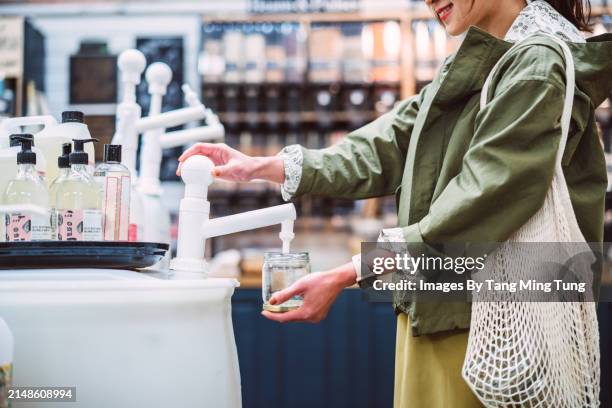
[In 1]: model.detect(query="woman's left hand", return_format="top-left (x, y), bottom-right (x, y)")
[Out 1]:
top-left (262, 262), bottom-right (357, 323)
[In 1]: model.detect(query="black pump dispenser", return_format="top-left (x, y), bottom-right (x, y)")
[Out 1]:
top-left (58, 143), bottom-right (72, 169)
top-left (13, 135), bottom-right (37, 165)
top-left (9, 133), bottom-right (34, 148)
top-left (69, 138), bottom-right (98, 165)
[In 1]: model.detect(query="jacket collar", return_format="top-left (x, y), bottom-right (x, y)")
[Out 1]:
top-left (433, 27), bottom-right (612, 108)
top-left (433, 27), bottom-right (510, 106)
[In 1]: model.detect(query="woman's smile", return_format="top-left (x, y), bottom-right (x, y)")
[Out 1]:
top-left (435, 2), bottom-right (455, 23)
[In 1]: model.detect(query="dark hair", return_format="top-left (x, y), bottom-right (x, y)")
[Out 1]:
top-left (543, 0), bottom-right (592, 32)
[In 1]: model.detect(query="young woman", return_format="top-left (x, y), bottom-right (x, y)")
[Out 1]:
top-left (179, 1), bottom-right (612, 406)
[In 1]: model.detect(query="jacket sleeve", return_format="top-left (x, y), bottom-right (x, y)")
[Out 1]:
top-left (292, 86), bottom-right (427, 200)
top-left (402, 65), bottom-right (566, 244)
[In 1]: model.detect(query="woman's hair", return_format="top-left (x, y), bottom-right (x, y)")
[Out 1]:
top-left (543, 0), bottom-right (592, 32)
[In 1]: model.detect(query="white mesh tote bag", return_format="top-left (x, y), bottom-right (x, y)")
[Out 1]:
top-left (462, 32), bottom-right (600, 407)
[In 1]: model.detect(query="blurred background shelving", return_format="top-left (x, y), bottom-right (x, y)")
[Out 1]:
top-left (0, 0), bottom-right (611, 272)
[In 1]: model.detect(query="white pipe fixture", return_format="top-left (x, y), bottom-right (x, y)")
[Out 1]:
top-left (112, 49), bottom-right (146, 174)
top-left (135, 105), bottom-right (207, 133)
top-left (170, 156), bottom-right (297, 278)
top-left (159, 124), bottom-right (224, 149)
top-left (113, 49), bottom-right (225, 194)
top-left (139, 62), bottom-right (173, 196)
top-left (159, 87), bottom-right (224, 148)
top-left (203, 205), bottom-right (296, 239)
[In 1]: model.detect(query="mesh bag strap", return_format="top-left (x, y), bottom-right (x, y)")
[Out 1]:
top-left (480, 32), bottom-right (575, 169)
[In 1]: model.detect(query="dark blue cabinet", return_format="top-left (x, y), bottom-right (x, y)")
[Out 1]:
top-left (232, 289), bottom-right (397, 408)
top-left (233, 289), bottom-right (612, 408)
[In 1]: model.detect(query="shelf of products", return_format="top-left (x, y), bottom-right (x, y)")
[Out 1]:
top-left (0, 16), bottom-right (45, 118)
top-left (198, 16), bottom-right (407, 236)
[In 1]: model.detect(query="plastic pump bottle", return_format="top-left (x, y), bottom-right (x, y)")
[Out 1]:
top-left (0, 134), bottom-right (47, 198)
top-left (55, 139), bottom-right (103, 241)
top-left (0, 317), bottom-right (14, 408)
top-left (49, 143), bottom-right (72, 238)
top-left (2, 135), bottom-right (52, 242)
top-left (35, 110), bottom-right (95, 185)
top-left (94, 145), bottom-right (131, 241)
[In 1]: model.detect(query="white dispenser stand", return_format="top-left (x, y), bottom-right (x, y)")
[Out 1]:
top-left (113, 50), bottom-right (147, 240)
top-left (139, 62), bottom-right (172, 196)
top-left (139, 63), bottom-right (172, 259)
top-left (113, 50), bottom-right (225, 245)
top-left (170, 155), bottom-right (296, 279)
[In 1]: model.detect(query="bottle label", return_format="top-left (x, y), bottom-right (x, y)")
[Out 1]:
top-left (56, 209), bottom-right (103, 241)
top-left (128, 224), bottom-right (139, 242)
top-left (5, 212), bottom-right (52, 242)
top-left (96, 173), bottom-right (130, 241)
top-left (0, 362), bottom-right (12, 408)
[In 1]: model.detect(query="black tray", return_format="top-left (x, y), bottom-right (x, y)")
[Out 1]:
top-left (0, 241), bottom-right (169, 270)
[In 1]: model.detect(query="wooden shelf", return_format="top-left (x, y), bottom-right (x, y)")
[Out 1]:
top-left (204, 5), bottom-right (610, 23)
top-left (204, 10), bottom-right (418, 24)
top-left (217, 110), bottom-right (382, 125)
top-left (202, 81), bottom-right (401, 88)
top-left (203, 5), bottom-right (612, 99)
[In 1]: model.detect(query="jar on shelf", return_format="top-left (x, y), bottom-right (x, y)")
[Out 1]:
top-left (262, 252), bottom-right (310, 312)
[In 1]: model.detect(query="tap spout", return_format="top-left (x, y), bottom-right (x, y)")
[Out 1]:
top-left (202, 204), bottom-right (296, 239)
top-left (135, 105), bottom-right (206, 133)
top-left (160, 123), bottom-right (224, 149)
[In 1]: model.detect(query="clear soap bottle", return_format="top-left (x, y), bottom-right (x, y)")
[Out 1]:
top-left (94, 144), bottom-right (131, 241)
top-left (2, 134), bottom-right (52, 241)
top-left (49, 143), bottom-right (72, 238)
top-left (55, 138), bottom-right (102, 241)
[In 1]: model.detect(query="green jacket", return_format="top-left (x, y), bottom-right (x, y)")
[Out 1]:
top-left (292, 27), bottom-right (612, 335)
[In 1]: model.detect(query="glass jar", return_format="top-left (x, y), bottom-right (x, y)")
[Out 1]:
top-left (262, 252), bottom-right (310, 312)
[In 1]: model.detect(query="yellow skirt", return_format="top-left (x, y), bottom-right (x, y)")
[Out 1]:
top-left (394, 313), bottom-right (483, 408)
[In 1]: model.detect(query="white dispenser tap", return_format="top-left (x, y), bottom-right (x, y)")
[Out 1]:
top-left (159, 85), bottom-right (225, 149)
top-left (112, 49), bottom-right (147, 175)
top-left (139, 62), bottom-right (172, 196)
top-left (170, 155), bottom-right (297, 279)
top-left (113, 49), bottom-right (226, 245)
top-left (114, 49), bottom-right (226, 180)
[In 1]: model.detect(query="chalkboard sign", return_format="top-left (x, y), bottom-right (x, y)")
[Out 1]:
top-left (69, 55), bottom-right (117, 104)
top-left (135, 37), bottom-right (184, 115)
top-left (135, 36), bottom-right (185, 181)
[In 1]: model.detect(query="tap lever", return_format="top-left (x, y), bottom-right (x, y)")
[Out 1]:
top-left (202, 204), bottom-right (297, 239)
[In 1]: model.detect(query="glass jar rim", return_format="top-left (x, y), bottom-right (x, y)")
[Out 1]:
top-left (264, 251), bottom-right (309, 261)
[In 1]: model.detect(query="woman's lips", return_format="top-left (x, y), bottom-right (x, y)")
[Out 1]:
top-left (436, 3), bottom-right (454, 22)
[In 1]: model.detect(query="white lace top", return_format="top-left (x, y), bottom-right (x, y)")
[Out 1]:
top-left (277, 0), bottom-right (586, 276)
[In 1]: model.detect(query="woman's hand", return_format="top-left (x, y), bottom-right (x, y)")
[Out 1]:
top-left (177, 143), bottom-right (285, 184)
top-left (262, 262), bottom-right (357, 323)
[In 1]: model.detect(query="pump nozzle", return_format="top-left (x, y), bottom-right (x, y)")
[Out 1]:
top-left (69, 138), bottom-right (98, 165)
top-left (11, 134), bottom-right (36, 165)
top-left (58, 143), bottom-right (72, 169)
top-left (9, 133), bottom-right (34, 148)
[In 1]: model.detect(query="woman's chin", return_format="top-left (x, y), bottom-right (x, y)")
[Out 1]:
top-left (443, 23), bottom-right (464, 37)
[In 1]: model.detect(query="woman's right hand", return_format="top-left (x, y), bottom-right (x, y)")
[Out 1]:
top-left (177, 143), bottom-right (285, 184)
